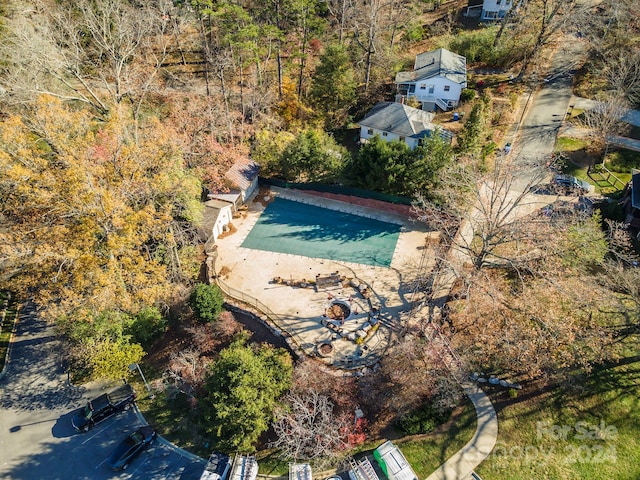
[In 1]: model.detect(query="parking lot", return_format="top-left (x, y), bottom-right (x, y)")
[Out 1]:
top-left (0, 304), bottom-right (205, 480)
top-left (46, 409), bottom-right (204, 480)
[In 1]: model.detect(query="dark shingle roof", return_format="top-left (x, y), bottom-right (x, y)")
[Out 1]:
top-left (395, 48), bottom-right (466, 85)
top-left (358, 102), bottom-right (436, 138)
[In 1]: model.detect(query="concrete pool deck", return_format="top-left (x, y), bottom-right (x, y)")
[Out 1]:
top-left (212, 186), bottom-right (437, 369)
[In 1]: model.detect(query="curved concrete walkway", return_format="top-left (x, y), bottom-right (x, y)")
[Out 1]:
top-left (420, 217), bottom-right (499, 480)
top-left (425, 380), bottom-right (497, 480)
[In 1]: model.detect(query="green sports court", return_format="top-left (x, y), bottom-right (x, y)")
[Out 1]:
top-left (240, 197), bottom-right (401, 267)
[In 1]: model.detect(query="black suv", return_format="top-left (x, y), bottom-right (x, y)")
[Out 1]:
top-left (72, 383), bottom-right (136, 432)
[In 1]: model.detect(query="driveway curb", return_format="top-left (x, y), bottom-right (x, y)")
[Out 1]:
top-left (0, 299), bottom-right (20, 381)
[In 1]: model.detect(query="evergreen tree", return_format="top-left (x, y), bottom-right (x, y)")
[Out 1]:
top-left (456, 98), bottom-right (490, 157)
top-left (203, 338), bottom-right (293, 451)
top-left (190, 283), bottom-right (225, 323)
top-left (349, 134), bottom-right (453, 196)
top-left (309, 44), bottom-right (357, 128)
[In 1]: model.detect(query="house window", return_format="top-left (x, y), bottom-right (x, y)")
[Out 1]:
top-left (382, 132), bottom-right (388, 137)
top-left (420, 84), bottom-right (426, 90)
top-left (399, 136), bottom-right (405, 143)
top-left (367, 128), bottom-right (373, 135)
top-left (428, 85), bottom-right (434, 94)
top-left (444, 85), bottom-right (450, 92)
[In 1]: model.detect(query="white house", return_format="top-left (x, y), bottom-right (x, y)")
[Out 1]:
top-left (395, 48), bottom-right (467, 112)
top-left (465, 0), bottom-right (517, 20)
top-left (358, 102), bottom-right (452, 150)
top-left (480, 0), bottom-right (516, 20)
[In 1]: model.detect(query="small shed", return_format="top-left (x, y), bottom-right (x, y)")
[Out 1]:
top-left (209, 157), bottom-right (261, 210)
top-left (373, 441), bottom-right (418, 480)
top-left (198, 199), bottom-right (234, 242)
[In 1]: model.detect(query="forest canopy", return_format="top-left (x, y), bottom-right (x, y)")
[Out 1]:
top-left (0, 96), bottom-right (202, 321)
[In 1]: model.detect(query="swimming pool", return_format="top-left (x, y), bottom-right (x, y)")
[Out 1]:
top-left (240, 197), bottom-right (401, 267)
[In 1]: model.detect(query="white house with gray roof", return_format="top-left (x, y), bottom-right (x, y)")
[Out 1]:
top-left (395, 48), bottom-right (467, 112)
top-left (358, 102), bottom-right (451, 150)
top-left (465, 0), bottom-right (518, 20)
top-left (480, 0), bottom-right (516, 20)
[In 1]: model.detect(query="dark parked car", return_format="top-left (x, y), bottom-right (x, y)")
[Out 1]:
top-left (107, 425), bottom-right (156, 471)
top-left (554, 174), bottom-right (591, 192)
top-left (72, 383), bottom-right (136, 432)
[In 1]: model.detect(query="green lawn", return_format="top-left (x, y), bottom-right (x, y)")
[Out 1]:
top-left (475, 356), bottom-right (640, 479)
top-left (399, 401), bottom-right (477, 478)
top-left (255, 449), bottom-right (289, 476)
top-left (555, 136), bottom-right (589, 152)
top-left (554, 136), bottom-right (630, 195)
top-left (561, 162), bottom-right (591, 183)
top-left (139, 388), bottom-right (212, 458)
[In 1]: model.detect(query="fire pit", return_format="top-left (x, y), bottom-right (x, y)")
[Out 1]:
top-left (317, 341), bottom-right (334, 357)
top-left (326, 300), bottom-right (351, 320)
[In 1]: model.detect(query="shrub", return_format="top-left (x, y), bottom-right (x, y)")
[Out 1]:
top-left (404, 23), bottom-right (425, 42)
top-left (127, 307), bottom-right (167, 348)
top-left (398, 403), bottom-right (451, 435)
top-left (189, 283), bottom-right (224, 323)
top-left (606, 150), bottom-right (640, 173)
top-left (460, 88), bottom-right (476, 104)
top-left (449, 27), bottom-right (500, 64)
top-left (482, 141), bottom-right (498, 160)
top-left (597, 198), bottom-right (625, 222)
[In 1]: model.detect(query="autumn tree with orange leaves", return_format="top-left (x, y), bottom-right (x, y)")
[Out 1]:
top-left (0, 96), bottom-right (202, 322)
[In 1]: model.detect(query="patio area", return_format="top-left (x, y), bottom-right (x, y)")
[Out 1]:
top-left (212, 187), bottom-right (438, 369)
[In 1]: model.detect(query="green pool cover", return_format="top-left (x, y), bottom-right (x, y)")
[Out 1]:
top-left (241, 197), bottom-right (401, 267)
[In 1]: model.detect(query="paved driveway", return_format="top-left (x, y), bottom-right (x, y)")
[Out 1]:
top-left (514, 76), bottom-right (573, 167)
top-left (0, 303), bottom-right (205, 480)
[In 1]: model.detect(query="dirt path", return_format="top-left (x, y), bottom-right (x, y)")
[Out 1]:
top-left (226, 305), bottom-right (292, 352)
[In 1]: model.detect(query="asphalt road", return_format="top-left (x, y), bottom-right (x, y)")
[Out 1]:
top-left (0, 303), bottom-right (205, 480)
top-left (512, 41), bottom-right (581, 168)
